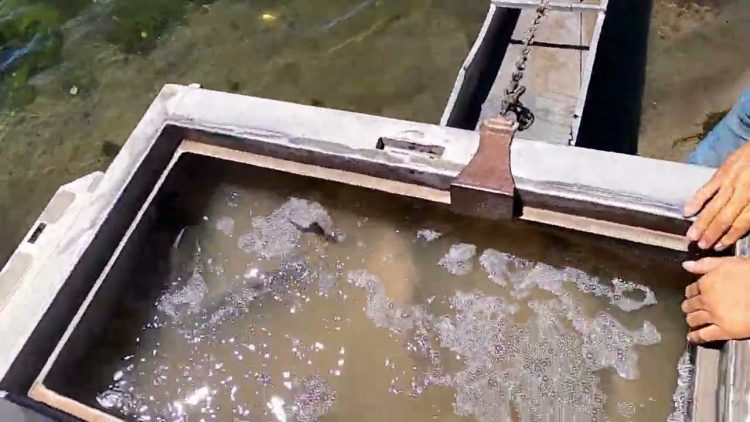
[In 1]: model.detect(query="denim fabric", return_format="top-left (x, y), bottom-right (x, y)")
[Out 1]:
top-left (687, 88), bottom-right (750, 168)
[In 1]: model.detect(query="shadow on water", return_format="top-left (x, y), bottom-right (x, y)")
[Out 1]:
top-left (576, 0), bottom-right (654, 155)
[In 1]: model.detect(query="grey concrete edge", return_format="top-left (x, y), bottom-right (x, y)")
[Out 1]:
top-left (0, 84), bottom-right (182, 382)
top-left (29, 148), bottom-right (187, 409)
top-left (511, 139), bottom-right (714, 217)
top-left (168, 86), bottom-right (715, 226)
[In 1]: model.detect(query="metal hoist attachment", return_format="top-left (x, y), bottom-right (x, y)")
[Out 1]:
top-left (498, 0), bottom-right (551, 131)
top-left (450, 1), bottom-right (551, 219)
top-left (450, 117), bottom-right (518, 220)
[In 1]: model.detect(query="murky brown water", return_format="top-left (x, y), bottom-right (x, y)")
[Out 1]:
top-left (55, 157), bottom-right (693, 422)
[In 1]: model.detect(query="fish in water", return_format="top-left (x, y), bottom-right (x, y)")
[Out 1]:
top-left (195, 260), bottom-right (312, 327)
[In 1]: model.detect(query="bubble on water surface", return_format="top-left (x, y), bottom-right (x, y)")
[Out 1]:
top-left (617, 401), bottom-right (637, 419)
top-left (97, 389), bottom-right (125, 409)
top-left (577, 312), bottom-right (661, 380)
top-left (439, 243), bottom-right (477, 276)
top-left (215, 216), bottom-right (235, 237)
top-left (611, 278), bottom-right (658, 312)
top-left (317, 272), bottom-right (337, 296)
top-left (556, 267), bottom-right (658, 312)
top-left (347, 270), bottom-right (426, 334)
top-left (344, 264), bottom-right (660, 420)
top-left (416, 228), bottom-right (442, 242)
top-left (542, 291), bottom-right (661, 381)
top-left (667, 350), bottom-right (694, 422)
top-left (202, 260), bottom-right (313, 327)
top-left (439, 294), bottom-right (607, 421)
top-left (480, 249), bottom-right (657, 312)
top-left (291, 375), bottom-right (336, 422)
top-left (224, 190), bottom-right (241, 208)
top-left (238, 198), bottom-right (342, 259)
top-left (157, 271), bottom-right (208, 321)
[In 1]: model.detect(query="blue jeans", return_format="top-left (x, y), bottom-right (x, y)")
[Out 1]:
top-left (687, 88), bottom-right (750, 168)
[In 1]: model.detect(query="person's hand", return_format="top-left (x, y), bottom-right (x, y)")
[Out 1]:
top-left (682, 256), bottom-right (750, 343)
top-left (684, 141), bottom-right (750, 251)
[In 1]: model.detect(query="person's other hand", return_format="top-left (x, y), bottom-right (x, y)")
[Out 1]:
top-left (684, 141), bottom-right (750, 250)
top-left (682, 256), bottom-right (750, 343)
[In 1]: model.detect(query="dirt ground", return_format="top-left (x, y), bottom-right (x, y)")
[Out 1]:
top-left (638, 0), bottom-right (750, 161)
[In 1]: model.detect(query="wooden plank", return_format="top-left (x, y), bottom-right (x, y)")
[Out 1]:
top-left (521, 207), bottom-right (687, 251)
top-left (511, 9), bottom-right (583, 45)
top-left (479, 45), bottom-right (582, 143)
top-left (28, 384), bottom-right (121, 422)
top-left (179, 141), bottom-right (451, 204)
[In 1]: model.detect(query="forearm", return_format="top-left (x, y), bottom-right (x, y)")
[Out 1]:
top-left (687, 87), bottom-right (750, 168)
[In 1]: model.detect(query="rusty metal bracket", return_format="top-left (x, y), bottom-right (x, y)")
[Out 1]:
top-left (450, 116), bottom-right (518, 219)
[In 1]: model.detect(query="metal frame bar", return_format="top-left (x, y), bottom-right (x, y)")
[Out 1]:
top-left (0, 84), bottom-right (737, 419)
top-left (491, 0), bottom-right (606, 12)
top-left (571, 0), bottom-right (608, 144)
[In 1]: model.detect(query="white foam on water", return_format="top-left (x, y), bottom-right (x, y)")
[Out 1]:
top-left (416, 228), bottom-right (442, 242)
top-left (94, 188), bottom-right (683, 422)
top-left (478, 249), bottom-right (534, 289)
top-left (577, 312), bottom-right (661, 380)
top-left (346, 270), bottom-right (427, 335)
top-left (440, 295), bottom-right (607, 422)
top-left (291, 375), bottom-right (336, 422)
top-left (438, 243), bottom-right (477, 276)
top-left (238, 198), bottom-right (342, 259)
top-left (667, 350), bottom-right (695, 422)
top-left (156, 271), bottom-right (208, 321)
top-left (618, 401), bottom-right (637, 419)
top-left (215, 216), bottom-right (235, 237)
top-left (345, 264), bottom-right (665, 421)
top-left (267, 396), bottom-right (287, 422)
top-left (480, 249), bottom-right (658, 312)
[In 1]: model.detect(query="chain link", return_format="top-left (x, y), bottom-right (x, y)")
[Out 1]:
top-left (499, 0), bottom-right (551, 131)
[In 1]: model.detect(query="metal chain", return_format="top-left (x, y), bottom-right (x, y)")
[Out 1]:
top-left (499, 0), bottom-right (551, 131)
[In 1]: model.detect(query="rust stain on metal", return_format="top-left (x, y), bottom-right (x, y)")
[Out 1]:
top-left (450, 116), bottom-right (517, 219)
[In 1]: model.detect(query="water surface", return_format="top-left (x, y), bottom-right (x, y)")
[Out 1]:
top-left (55, 158), bottom-right (694, 422)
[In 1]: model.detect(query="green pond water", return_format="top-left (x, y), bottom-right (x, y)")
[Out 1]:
top-left (0, 0), bottom-right (488, 265)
